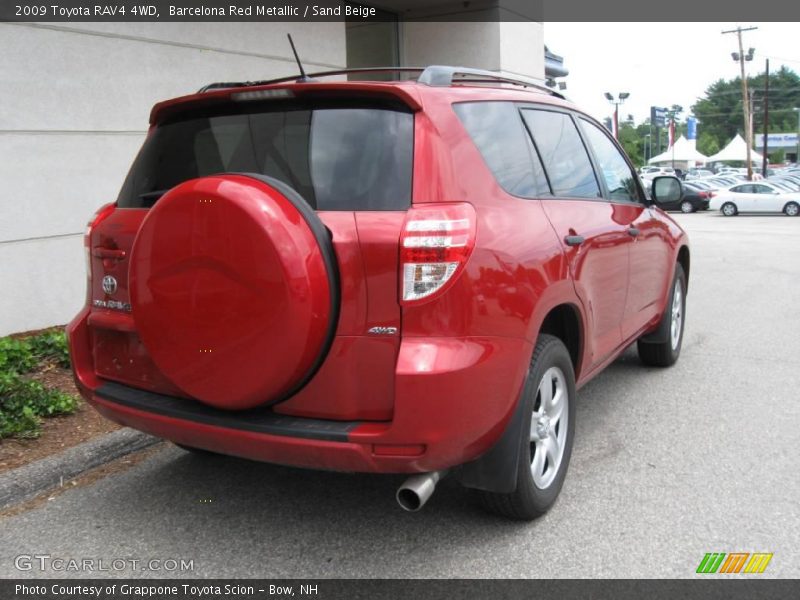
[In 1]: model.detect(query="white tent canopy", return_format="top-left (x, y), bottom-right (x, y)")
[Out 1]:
top-left (706, 134), bottom-right (763, 163)
top-left (648, 135), bottom-right (709, 165)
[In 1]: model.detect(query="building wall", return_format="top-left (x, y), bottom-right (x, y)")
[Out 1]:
top-left (0, 22), bottom-right (346, 335)
top-left (401, 21), bottom-right (544, 80)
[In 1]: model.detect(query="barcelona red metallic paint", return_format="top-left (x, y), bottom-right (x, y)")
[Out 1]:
top-left (128, 175), bottom-right (333, 410)
top-left (69, 79), bottom-right (689, 477)
top-left (81, 332), bottom-right (531, 473)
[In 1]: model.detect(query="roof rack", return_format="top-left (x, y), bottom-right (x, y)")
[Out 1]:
top-left (197, 67), bottom-right (425, 93)
top-left (197, 65), bottom-right (564, 99)
top-left (417, 65), bottom-right (563, 98)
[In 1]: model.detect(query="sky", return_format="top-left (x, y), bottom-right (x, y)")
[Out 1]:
top-left (545, 22), bottom-right (800, 126)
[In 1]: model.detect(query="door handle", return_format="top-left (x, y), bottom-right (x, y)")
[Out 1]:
top-left (564, 235), bottom-right (585, 247)
top-left (627, 227), bottom-right (640, 237)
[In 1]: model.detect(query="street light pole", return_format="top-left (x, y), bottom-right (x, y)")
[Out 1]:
top-left (604, 92), bottom-right (629, 140)
top-left (723, 25), bottom-right (757, 180)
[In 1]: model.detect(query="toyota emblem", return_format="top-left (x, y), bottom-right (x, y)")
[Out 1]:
top-left (102, 275), bottom-right (118, 295)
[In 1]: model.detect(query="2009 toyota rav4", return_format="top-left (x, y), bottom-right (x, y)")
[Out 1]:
top-left (68, 66), bottom-right (689, 520)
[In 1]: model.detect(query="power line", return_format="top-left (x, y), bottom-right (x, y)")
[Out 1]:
top-left (763, 55), bottom-right (800, 66)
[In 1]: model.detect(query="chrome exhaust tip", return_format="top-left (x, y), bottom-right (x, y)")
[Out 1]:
top-left (396, 470), bottom-right (447, 512)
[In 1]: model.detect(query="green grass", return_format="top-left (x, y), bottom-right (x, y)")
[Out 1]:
top-left (0, 329), bottom-right (77, 439)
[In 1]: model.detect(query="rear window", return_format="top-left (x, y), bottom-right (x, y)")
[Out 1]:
top-left (117, 102), bottom-right (414, 211)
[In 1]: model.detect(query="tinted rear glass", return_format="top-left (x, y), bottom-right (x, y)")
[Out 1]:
top-left (521, 109), bottom-right (601, 199)
top-left (118, 102), bottom-right (414, 211)
top-left (453, 102), bottom-right (549, 198)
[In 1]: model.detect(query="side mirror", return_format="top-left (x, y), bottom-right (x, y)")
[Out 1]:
top-left (651, 176), bottom-right (682, 205)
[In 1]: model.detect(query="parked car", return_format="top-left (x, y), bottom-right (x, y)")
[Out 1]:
top-left (687, 180), bottom-right (715, 191)
top-left (772, 174), bottom-right (800, 189)
top-left (647, 179), bottom-right (709, 213)
top-left (684, 168), bottom-right (713, 180)
top-left (705, 176), bottom-right (740, 189)
top-left (641, 166), bottom-right (676, 180)
top-left (675, 182), bottom-right (711, 212)
top-left (710, 181), bottom-right (800, 216)
top-left (767, 175), bottom-right (800, 192)
top-left (766, 178), bottom-right (800, 192)
top-left (67, 65), bottom-right (690, 520)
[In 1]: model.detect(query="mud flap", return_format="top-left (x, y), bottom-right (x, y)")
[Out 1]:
top-left (455, 373), bottom-right (532, 494)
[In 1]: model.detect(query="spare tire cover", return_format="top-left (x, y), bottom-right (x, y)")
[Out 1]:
top-left (129, 174), bottom-right (338, 410)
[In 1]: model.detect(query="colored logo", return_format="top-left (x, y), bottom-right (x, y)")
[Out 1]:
top-left (696, 552), bottom-right (773, 574)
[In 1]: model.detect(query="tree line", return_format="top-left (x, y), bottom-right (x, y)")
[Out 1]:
top-left (614, 65), bottom-right (799, 166)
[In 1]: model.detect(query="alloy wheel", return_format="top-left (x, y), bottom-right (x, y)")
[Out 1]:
top-left (530, 366), bottom-right (569, 489)
top-left (670, 279), bottom-right (683, 350)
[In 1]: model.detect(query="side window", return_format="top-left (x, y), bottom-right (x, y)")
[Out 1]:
top-left (579, 118), bottom-right (641, 202)
top-left (453, 102), bottom-right (549, 198)
top-left (520, 109), bottom-right (600, 199)
top-left (730, 185), bottom-right (751, 194)
top-left (752, 184), bottom-right (773, 194)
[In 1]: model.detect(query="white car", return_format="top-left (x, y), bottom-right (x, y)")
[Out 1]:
top-left (685, 169), bottom-right (714, 180)
top-left (640, 166), bottom-right (676, 180)
top-left (710, 181), bottom-right (800, 216)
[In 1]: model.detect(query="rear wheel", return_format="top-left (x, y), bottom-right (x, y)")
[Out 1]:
top-left (680, 200), bottom-right (694, 213)
top-left (637, 263), bottom-right (686, 367)
top-left (784, 202), bottom-right (799, 216)
top-left (475, 334), bottom-right (576, 520)
top-left (721, 202), bottom-right (737, 216)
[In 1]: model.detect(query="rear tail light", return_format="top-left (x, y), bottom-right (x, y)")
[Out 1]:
top-left (84, 203), bottom-right (116, 300)
top-left (399, 203), bottom-right (476, 304)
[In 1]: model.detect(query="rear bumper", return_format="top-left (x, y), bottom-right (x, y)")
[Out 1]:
top-left (69, 308), bottom-right (531, 473)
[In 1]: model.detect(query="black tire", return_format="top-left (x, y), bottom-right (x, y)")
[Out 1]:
top-left (680, 200), bottom-right (694, 213)
top-left (721, 202), bottom-right (737, 216)
top-left (475, 334), bottom-right (576, 520)
top-left (637, 263), bottom-right (686, 367)
top-left (783, 201), bottom-right (799, 217)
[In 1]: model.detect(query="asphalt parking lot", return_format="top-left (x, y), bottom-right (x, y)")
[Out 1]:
top-left (1, 210), bottom-right (798, 579)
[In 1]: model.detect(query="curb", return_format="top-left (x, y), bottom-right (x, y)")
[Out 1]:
top-left (0, 428), bottom-right (160, 510)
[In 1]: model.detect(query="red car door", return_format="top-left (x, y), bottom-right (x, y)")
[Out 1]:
top-left (577, 117), bottom-right (671, 340)
top-left (520, 108), bottom-right (629, 367)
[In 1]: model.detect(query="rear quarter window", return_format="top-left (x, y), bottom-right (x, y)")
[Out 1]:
top-left (453, 101), bottom-right (549, 198)
top-left (117, 103), bottom-right (414, 211)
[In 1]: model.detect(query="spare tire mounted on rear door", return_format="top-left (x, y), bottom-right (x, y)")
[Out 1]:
top-left (129, 173), bottom-right (339, 411)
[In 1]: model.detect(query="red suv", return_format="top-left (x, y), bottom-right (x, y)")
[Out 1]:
top-left (68, 66), bottom-right (689, 520)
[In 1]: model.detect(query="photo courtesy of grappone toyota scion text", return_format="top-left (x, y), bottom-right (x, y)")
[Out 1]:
top-left (68, 64), bottom-right (689, 520)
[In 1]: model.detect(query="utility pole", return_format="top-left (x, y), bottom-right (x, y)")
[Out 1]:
top-left (762, 58), bottom-right (769, 177)
top-left (722, 25), bottom-right (758, 180)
